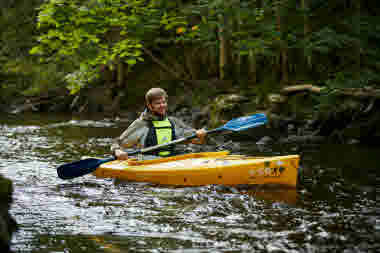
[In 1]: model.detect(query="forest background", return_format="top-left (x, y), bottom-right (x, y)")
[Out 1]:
top-left (1, 0), bottom-right (380, 142)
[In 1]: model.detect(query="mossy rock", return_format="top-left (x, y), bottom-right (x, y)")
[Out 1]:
top-left (0, 175), bottom-right (12, 205)
top-left (270, 92), bottom-right (316, 120)
top-left (209, 94), bottom-right (250, 127)
top-left (0, 175), bottom-right (17, 252)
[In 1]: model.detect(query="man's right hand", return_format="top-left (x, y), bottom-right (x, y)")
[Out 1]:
top-left (114, 149), bottom-right (129, 160)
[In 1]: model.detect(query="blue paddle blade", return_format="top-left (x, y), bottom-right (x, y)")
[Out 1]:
top-left (57, 157), bottom-right (114, 180)
top-left (222, 113), bottom-right (267, 132)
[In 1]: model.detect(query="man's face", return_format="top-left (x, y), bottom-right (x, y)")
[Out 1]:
top-left (148, 96), bottom-right (167, 116)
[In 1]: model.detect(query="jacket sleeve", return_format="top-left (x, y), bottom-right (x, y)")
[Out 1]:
top-left (110, 119), bottom-right (149, 152)
top-left (169, 117), bottom-right (196, 138)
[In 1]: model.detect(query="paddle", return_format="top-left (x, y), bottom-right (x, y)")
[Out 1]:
top-left (57, 113), bottom-right (267, 180)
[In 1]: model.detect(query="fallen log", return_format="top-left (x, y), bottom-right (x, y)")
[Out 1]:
top-left (281, 84), bottom-right (322, 94)
top-left (338, 87), bottom-right (380, 99)
top-left (279, 85), bottom-right (380, 99)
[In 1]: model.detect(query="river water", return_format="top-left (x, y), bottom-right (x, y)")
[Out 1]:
top-left (0, 113), bottom-right (378, 253)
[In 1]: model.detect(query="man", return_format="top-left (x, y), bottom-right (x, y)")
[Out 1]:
top-left (111, 88), bottom-right (207, 160)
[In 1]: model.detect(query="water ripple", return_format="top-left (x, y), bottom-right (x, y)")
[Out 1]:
top-left (0, 115), bottom-right (378, 253)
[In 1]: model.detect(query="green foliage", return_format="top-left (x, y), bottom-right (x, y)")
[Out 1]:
top-left (1, 58), bottom-right (65, 99)
top-left (0, 0), bottom-right (54, 102)
top-left (31, 0), bottom-right (161, 92)
top-left (2, 0), bottom-right (379, 116)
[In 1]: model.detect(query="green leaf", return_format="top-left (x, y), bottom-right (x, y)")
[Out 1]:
top-left (126, 59), bottom-right (137, 65)
top-left (29, 46), bottom-right (42, 55)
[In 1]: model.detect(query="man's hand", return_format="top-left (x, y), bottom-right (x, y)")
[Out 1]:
top-left (192, 128), bottom-right (207, 144)
top-left (114, 149), bottom-right (129, 160)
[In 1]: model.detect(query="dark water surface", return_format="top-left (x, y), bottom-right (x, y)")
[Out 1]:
top-left (0, 113), bottom-right (378, 253)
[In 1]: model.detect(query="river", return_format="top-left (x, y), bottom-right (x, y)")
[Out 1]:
top-left (0, 113), bottom-right (378, 253)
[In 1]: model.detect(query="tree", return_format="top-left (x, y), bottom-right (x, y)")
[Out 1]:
top-left (30, 0), bottom-right (380, 97)
top-left (31, 0), bottom-right (163, 93)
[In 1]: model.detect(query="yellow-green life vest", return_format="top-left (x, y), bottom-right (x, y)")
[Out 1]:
top-left (145, 118), bottom-right (174, 157)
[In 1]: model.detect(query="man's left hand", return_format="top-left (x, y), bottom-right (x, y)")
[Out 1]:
top-left (192, 128), bottom-right (207, 144)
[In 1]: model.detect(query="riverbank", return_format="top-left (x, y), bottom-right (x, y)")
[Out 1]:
top-left (2, 82), bottom-right (380, 146)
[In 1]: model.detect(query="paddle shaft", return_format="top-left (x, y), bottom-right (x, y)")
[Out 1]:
top-left (130, 127), bottom-right (222, 155)
top-left (57, 128), bottom-right (220, 180)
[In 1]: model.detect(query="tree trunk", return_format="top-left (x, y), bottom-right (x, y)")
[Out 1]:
top-left (218, 8), bottom-right (232, 80)
top-left (209, 47), bottom-right (218, 77)
top-left (301, 0), bottom-right (311, 72)
top-left (276, 0), bottom-right (289, 84)
top-left (142, 46), bottom-right (184, 79)
top-left (218, 15), bottom-right (227, 80)
top-left (236, 52), bottom-right (241, 78)
top-left (281, 48), bottom-right (289, 83)
top-left (354, 1), bottom-right (361, 79)
top-left (185, 47), bottom-right (198, 80)
top-left (301, 0), bottom-right (311, 35)
top-left (117, 58), bottom-right (124, 87)
top-left (249, 50), bottom-right (257, 83)
top-left (235, 3), bottom-right (242, 79)
top-left (103, 66), bottom-right (113, 87)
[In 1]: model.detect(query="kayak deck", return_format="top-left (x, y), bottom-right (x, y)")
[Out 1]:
top-left (93, 151), bottom-right (300, 187)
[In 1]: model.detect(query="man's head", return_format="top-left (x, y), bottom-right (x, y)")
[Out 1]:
top-left (145, 88), bottom-right (168, 117)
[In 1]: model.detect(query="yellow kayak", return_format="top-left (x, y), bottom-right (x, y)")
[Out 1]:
top-left (93, 151), bottom-right (299, 187)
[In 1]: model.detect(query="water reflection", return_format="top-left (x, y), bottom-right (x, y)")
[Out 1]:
top-left (244, 188), bottom-right (298, 205)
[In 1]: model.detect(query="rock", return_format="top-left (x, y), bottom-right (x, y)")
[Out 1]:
top-left (191, 107), bottom-right (209, 129)
top-left (288, 124), bottom-right (295, 132)
top-left (346, 139), bottom-right (360, 145)
top-left (279, 134), bottom-right (326, 144)
top-left (208, 93), bottom-right (251, 128)
top-left (0, 175), bottom-right (17, 252)
top-left (215, 94), bottom-right (249, 109)
top-left (256, 136), bottom-right (273, 145)
top-left (268, 93), bottom-right (287, 104)
top-left (117, 111), bottom-right (139, 122)
top-left (341, 123), bottom-right (371, 140)
top-left (268, 113), bottom-right (293, 131)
